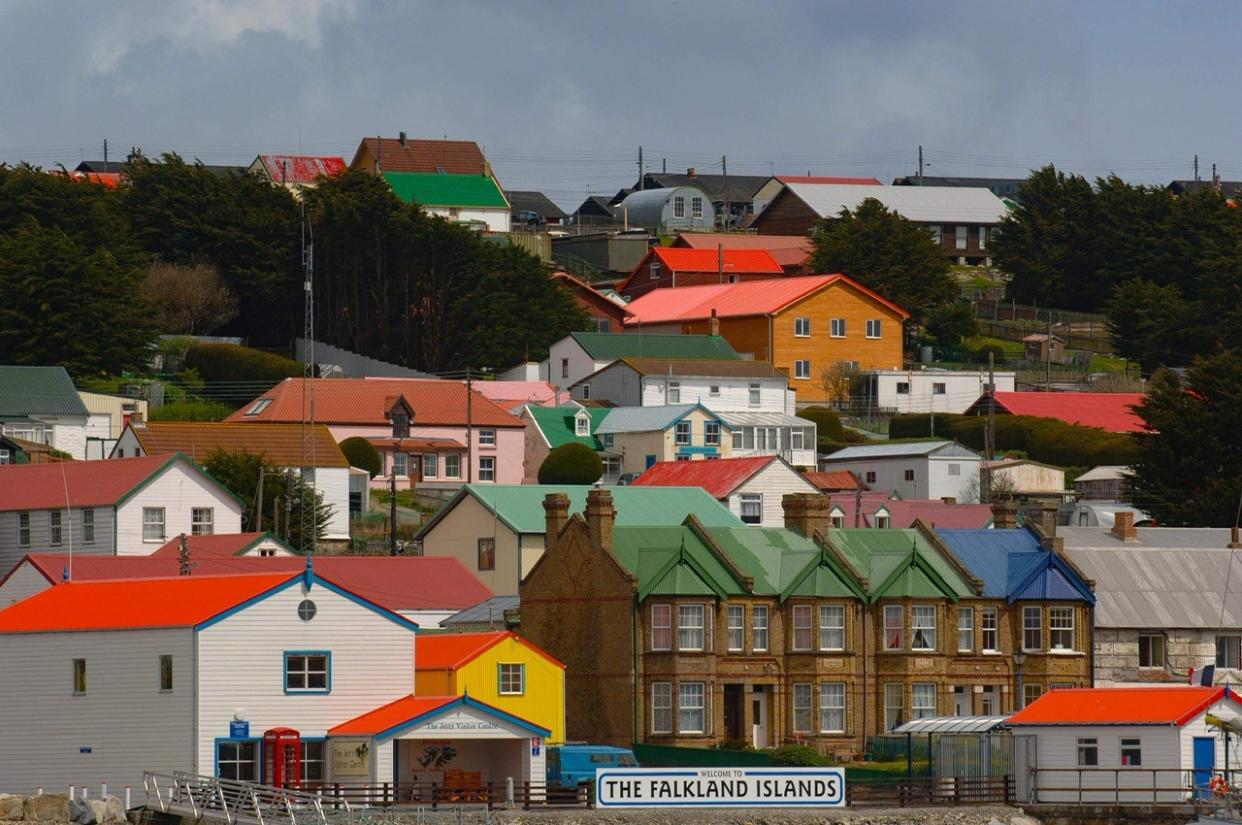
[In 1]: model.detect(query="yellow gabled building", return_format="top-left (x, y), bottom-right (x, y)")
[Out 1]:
top-left (415, 631), bottom-right (566, 744)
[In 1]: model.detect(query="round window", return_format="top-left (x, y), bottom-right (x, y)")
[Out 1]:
top-left (297, 599), bottom-right (317, 621)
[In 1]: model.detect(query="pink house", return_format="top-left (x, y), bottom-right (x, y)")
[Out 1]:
top-left (226, 378), bottom-right (526, 490)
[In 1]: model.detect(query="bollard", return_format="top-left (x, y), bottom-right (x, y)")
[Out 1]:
top-left (81, 787), bottom-right (88, 801)
top-left (125, 786), bottom-right (131, 810)
top-left (36, 788), bottom-right (43, 796)
top-left (69, 786), bottom-right (75, 801)
top-left (506, 777), bottom-right (514, 809)
top-left (101, 783), bottom-right (107, 800)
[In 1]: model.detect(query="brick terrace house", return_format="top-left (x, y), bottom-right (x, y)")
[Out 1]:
top-left (520, 491), bottom-right (1093, 756)
top-left (226, 378), bottom-right (525, 490)
top-left (616, 247), bottom-right (785, 301)
top-left (621, 275), bottom-right (909, 401)
top-left (750, 182), bottom-right (1008, 266)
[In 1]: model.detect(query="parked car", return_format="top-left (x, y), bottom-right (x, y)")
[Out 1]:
top-left (546, 744), bottom-right (638, 787)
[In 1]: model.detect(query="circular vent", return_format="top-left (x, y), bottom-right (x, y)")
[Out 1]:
top-left (297, 599), bottom-right (317, 621)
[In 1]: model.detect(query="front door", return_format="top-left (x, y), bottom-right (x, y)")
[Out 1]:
top-left (751, 689), bottom-right (769, 749)
top-left (1194, 736), bottom-right (1216, 798)
top-left (954, 686), bottom-right (971, 716)
top-left (723, 685), bottom-right (744, 742)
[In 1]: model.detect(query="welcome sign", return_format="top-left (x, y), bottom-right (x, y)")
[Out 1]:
top-left (595, 767), bottom-right (845, 808)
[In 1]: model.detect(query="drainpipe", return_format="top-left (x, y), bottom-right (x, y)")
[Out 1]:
top-left (862, 603), bottom-right (869, 754)
top-left (633, 593), bottom-right (641, 746)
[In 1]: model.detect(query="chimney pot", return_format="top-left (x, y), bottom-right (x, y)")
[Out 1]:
top-left (990, 500), bottom-right (1018, 530)
top-left (687, 167), bottom-right (696, 178)
top-left (708, 309), bottom-right (720, 337)
top-left (783, 493), bottom-right (831, 539)
top-left (1111, 510), bottom-right (1138, 542)
top-left (399, 131), bottom-right (407, 146)
top-left (586, 488), bottom-right (616, 551)
top-left (543, 493), bottom-right (570, 544)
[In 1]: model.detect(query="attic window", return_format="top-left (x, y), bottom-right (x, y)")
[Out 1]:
top-left (435, 166), bottom-right (447, 175)
top-left (575, 413), bottom-right (590, 436)
top-left (243, 399), bottom-right (272, 416)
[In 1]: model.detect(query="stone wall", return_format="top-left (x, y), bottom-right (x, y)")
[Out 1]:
top-left (349, 806), bottom-right (1038, 825)
top-left (0, 793), bottom-right (125, 825)
top-left (1095, 628), bottom-right (1223, 684)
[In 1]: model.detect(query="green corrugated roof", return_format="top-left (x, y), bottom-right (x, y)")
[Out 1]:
top-left (827, 528), bottom-right (975, 602)
top-left (0, 366), bottom-right (88, 418)
top-left (415, 484), bottom-right (742, 540)
top-left (571, 332), bottom-right (740, 361)
top-left (383, 172), bottom-right (509, 209)
top-left (526, 405), bottom-right (609, 449)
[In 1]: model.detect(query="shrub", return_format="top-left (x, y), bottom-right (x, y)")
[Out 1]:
top-left (148, 400), bottom-right (233, 422)
top-left (769, 744), bottom-right (832, 767)
top-left (340, 437), bottom-right (382, 477)
top-left (972, 343), bottom-right (1007, 365)
top-left (799, 405), bottom-right (846, 441)
top-left (185, 343), bottom-right (303, 384)
top-left (538, 442), bottom-right (603, 484)
top-left (887, 413), bottom-right (1137, 467)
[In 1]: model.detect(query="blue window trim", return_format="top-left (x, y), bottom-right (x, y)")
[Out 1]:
top-left (284, 651), bottom-right (332, 695)
top-left (214, 737), bottom-right (262, 779)
top-left (298, 736), bottom-right (328, 784)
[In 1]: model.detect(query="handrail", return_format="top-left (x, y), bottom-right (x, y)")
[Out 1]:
top-left (143, 771), bottom-right (349, 825)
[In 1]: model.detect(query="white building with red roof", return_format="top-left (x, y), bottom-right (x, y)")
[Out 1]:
top-left (631, 455), bottom-right (818, 526)
top-left (226, 378), bottom-right (526, 489)
top-left (0, 454), bottom-right (243, 578)
top-left (0, 566), bottom-right (548, 793)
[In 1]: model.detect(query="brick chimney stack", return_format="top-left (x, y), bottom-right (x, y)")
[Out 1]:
top-left (585, 487), bottom-right (616, 551)
top-left (1111, 511), bottom-right (1138, 542)
top-left (543, 493), bottom-right (570, 544)
top-left (991, 500), bottom-right (1018, 530)
top-left (783, 493), bottom-right (831, 539)
top-left (687, 167), bottom-right (697, 178)
top-left (709, 308), bottom-right (720, 337)
top-left (1230, 525), bottom-right (1242, 550)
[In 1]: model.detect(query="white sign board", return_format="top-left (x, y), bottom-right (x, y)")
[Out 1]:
top-left (595, 767), bottom-right (845, 808)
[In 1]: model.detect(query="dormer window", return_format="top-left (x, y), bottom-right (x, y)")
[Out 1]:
top-left (873, 508), bottom-right (891, 529)
top-left (830, 507), bottom-right (845, 529)
top-left (575, 413), bottom-right (590, 436)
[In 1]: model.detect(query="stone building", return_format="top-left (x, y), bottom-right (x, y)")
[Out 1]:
top-left (520, 490), bottom-right (1095, 757)
top-left (1062, 519), bottom-right (1242, 686)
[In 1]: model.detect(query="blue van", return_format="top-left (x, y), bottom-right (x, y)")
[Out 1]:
top-left (546, 744), bottom-right (638, 787)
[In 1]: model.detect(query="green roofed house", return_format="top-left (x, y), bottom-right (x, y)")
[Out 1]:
top-left (413, 482), bottom-right (742, 596)
top-left (0, 365), bottom-right (91, 460)
top-left (546, 331), bottom-right (739, 392)
top-left (382, 171), bottom-right (511, 232)
top-left (521, 489), bottom-right (1094, 756)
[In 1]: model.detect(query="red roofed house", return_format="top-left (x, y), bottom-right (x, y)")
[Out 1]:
top-left (551, 271), bottom-right (629, 333)
top-left (623, 275), bottom-right (910, 400)
top-left (617, 246), bottom-right (786, 301)
top-left (1008, 686), bottom-right (1242, 802)
top-left (632, 455), bottom-right (818, 526)
top-left (803, 470), bottom-right (865, 493)
top-left (670, 232), bottom-right (816, 274)
top-left (0, 553), bottom-right (491, 628)
top-left (226, 378), bottom-right (526, 489)
top-left (0, 454), bottom-right (243, 579)
top-left (825, 490), bottom-right (994, 529)
top-left (149, 531), bottom-right (296, 558)
top-left (963, 391), bottom-right (1147, 434)
top-left (0, 565), bottom-right (548, 792)
top-left (351, 134), bottom-right (492, 178)
top-left (248, 155), bottom-right (347, 191)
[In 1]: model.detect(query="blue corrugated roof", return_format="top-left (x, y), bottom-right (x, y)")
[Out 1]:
top-left (938, 528), bottom-right (1094, 604)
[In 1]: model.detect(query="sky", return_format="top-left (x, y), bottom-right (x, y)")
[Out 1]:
top-left (2, 0), bottom-right (1241, 210)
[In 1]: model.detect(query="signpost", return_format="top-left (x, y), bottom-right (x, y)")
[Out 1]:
top-left (595, 767), bottom-right (845, 808)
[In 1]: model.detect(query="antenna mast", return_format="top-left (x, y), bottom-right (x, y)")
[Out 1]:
top-left (299, 173), bottom-right (318, 557)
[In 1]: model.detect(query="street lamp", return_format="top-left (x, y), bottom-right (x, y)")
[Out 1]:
top-left (1013, 650), bottom-right (1028, 710)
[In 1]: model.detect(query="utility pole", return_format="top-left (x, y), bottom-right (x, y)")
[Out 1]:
top-left (1045, 313), bottom-right (1053, 392)
top-left (854, 487), bottom-right (863, 528)
top-left (255, 467), bottom-right (265, 532)
top-left (984, 351), bottom-right (996, 502)
top-left (722, 155), bottom-right (729, 230)
top-left (717, 243), bottom-right (724, 284)
top-left (1195, 154), bottom-right (1200, 182)
top-left (103, 139), bottom-right (108, 167)
top-left (389, 451), bottom-right (399, 556)
top-left (284, 467), bottom-right (294, 544)
top-left (638, 146), bottom-right (644, 189)
top-left (917, 145), bottom-right (924, 185)
top-left (466, 366), bottom-right (474, 484)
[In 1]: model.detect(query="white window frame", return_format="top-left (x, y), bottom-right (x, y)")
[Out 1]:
top-left (478, 429), bottom-right (496, 447)
top-left (443, 453), bottom-right (461, 478)
top-left (978, 226), bottom-right (988, 250)
top-left (911, 605), bottom-right (937, 651)
top-left (884, 683), bottom-right (904, 731)
top-left (580, 383), bottom-right (592, 400)
top-left (955, 225), bottom-right (967, 250)
top-left (678, 682), bottom-right (705, 734)
top-left (678, 604), bottom-right (705, 651)
top-left (674, 420), bottom-right (691, 446)
top-left (1023, 606), bottom-right (1043, 651)
top-left (981, 607), bottom-right (998, 652)
top-left (673, 196), bottom-right (686, 219)
top-left (1139, 634), bottom-right (1165, 669)
top-left (667, 381), bottom-right (680, 404)
top-left (866, 319), bottom-right (882, 339)
top-left (478, 456), bottom-right (495, 482)
top-left (143, 507), bottom-right (166, 542)
top-left (748, 383), bottom-right (761, 406)
top-left (830, 318), bottom-right (846, 338)
top-left (50, 510), bottom-right (62, 546)
top-left (691, 196), bottom-right (703, 218)
top-left (1077, 738), bottom-right (1098, 767)
top-left (933, 382), bottom-right (947, 395)
top-left (652, 682), bottom-right (673, 734)
top-left (820, 604), bottom-right (845, 651)
top-left (392, 451), bottom-right (409, 476)
top-left (651, 604), bottom-right (672, 651)
top-left (498, 663), bottom-right (525, 695)
top-left (739, 493), bottom-right (762, 525)
top-left (791, 604), bottom-right (813, 651)
top-left (191, 507), bottom-right (214, 536)
top-left (752, 605), bottom-right (769, 651)
top-left (726, 605), bottom-right (745, 652)
top-left (422, 453), bottom-right (438, 479)
top-left (794, 317), bottom-right (811, 337)
top-left (911, 683), bottom-right (936, 719)
top-left (820, 682), bottom-right (846, 733)
top-left (82, 508), bottom-right (94, 545)
top-left (794, 359), bottom-right (811, 380)
top-left (18, 511), bottom-right (30, 547)
top-left (883, 605), bottom-right (904, 650)
top-left (575, 413), bottom-right (590, 436)
top-left (958, 606), bottom-right (974, 653)
top-left (1049, 606), bottom-right (1074, 651)
top-left (1218, 635), bottom-right (1242, 669)
top-left (792, 683), bottom-right (813, 734)
top-left (1121, 737), bottom-right (1142, 767)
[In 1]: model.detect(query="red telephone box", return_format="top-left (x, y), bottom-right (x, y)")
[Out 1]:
top-left (263, 728), bottom-right (302, 788)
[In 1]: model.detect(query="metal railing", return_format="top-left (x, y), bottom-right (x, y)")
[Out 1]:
top-left (1028, 767), bottom-right (1196, 804)
top-left (143, 771), bottom-right (347, 825)
top-left (284, 780), bottom-right (593, 810)
top-left (845, 775), bottom-right (1014, 807)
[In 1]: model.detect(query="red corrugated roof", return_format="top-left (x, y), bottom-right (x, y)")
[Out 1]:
top-left (0, 573), bottom-right (297, 632)
top-left (651, 247), bottom-right (784, 274)
top-left (149, 532), bottom-right (277, 558)
top-left (0, 454), bottom-right (178, 512)
top-left (1008, 687), bottom-right (1228, 726)
top-left (775, 175), bottom-right (882, 185)
top-left (417, 630), bottom-right (565, 670)
top-left (990, 392), bottom-right (1147, 433)
top-left (829, 492), bottom-right (994, 529)
top-left (632, 456), bottom-right (777, 498)
top-left (622, 274), bottom-right (910, 324)
top-left (329, 695), bottom-right (458, 736)
top-left (803, 470), bottom-right (864, 491)
top-left (16, 554), bottom-right (492, 611)
top-left (258, 155), bottom-right (346, 184)
top-left (352, 138), bottom-right (488, 176)
top-left (674, 233), bottom-right (814, 253)
top-left (223, 378), bottom-right (523, 428)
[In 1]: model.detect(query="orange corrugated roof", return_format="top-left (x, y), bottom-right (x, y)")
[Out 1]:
top-left (129, 422), bottom-right (349, 467)
top-left (417, 630), bottom-right (565, 670)
top-left (804, 470), bottom-right (865, 491)
top-left (223, 378), bottom-right (523, 428)
top-left (352, 138), bottom-right (488, 175)
top-left (650, 247), bottom-right (783, 274)
top-left (0, 454), bottom-right (179, 512)
top-left (632, 456), bottom-right (777, 499)
top-left (329, 695), bottom-right (458, 736)
top-left (0, 573), bottom-right (298, 633)
top-left (622, 274), bottom-right (910, 324)
top-left (1008, 687), bottom-right (1227, 726)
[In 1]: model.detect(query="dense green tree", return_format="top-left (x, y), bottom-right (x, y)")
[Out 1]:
top-left (339, 437), bottom-right (382, 478)
top-left (537, 442), bottom-right (603, 484)
top-left (202, 449), bottom-right (333, 549)
top-left (0, 219), bottom-right (156, 375)
top-left (809, 197), bottom-right (954, 325)
top-left (923, 301), bottom-right (978, 349)
top-left (1128, 353), bottom-right (1242, 526)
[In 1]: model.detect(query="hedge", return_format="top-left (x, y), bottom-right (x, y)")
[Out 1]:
top-left (340, 437), bottom-right (382, 478)
top-left (148, 400), bottom-right (233, 422)
top-left (538, 442), bottom-right (603, 484)
top-left (888, 413), bottom-right (1137, 468)
top-left (798, 406), bottom-right (847, 441)
top-left (185, 343), bottom-right (304, 384)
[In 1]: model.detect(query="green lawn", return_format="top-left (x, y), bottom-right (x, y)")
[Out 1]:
top-left (964, 335), bottom-right (1024, 358)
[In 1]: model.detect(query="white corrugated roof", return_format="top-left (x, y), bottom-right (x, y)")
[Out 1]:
top-left (1075, 465), bottom-right (1132, 483)
top-left (822, 441), bottom-right (980, 461)
top-left (595, 404), bottom-right (702, 434)
top-left (782, 182), bottom-right (1009, 224)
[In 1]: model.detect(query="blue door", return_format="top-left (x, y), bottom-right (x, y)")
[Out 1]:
top-left (1194, 736), bottom-right (1215, 798)
top-left (645, 455), bottom-right (657, 469)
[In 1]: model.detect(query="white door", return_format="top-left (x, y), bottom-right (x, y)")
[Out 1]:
top-left (953, 686), bottom-right (971, 716)
top-left (752, 691), bottom-right (769, 749)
